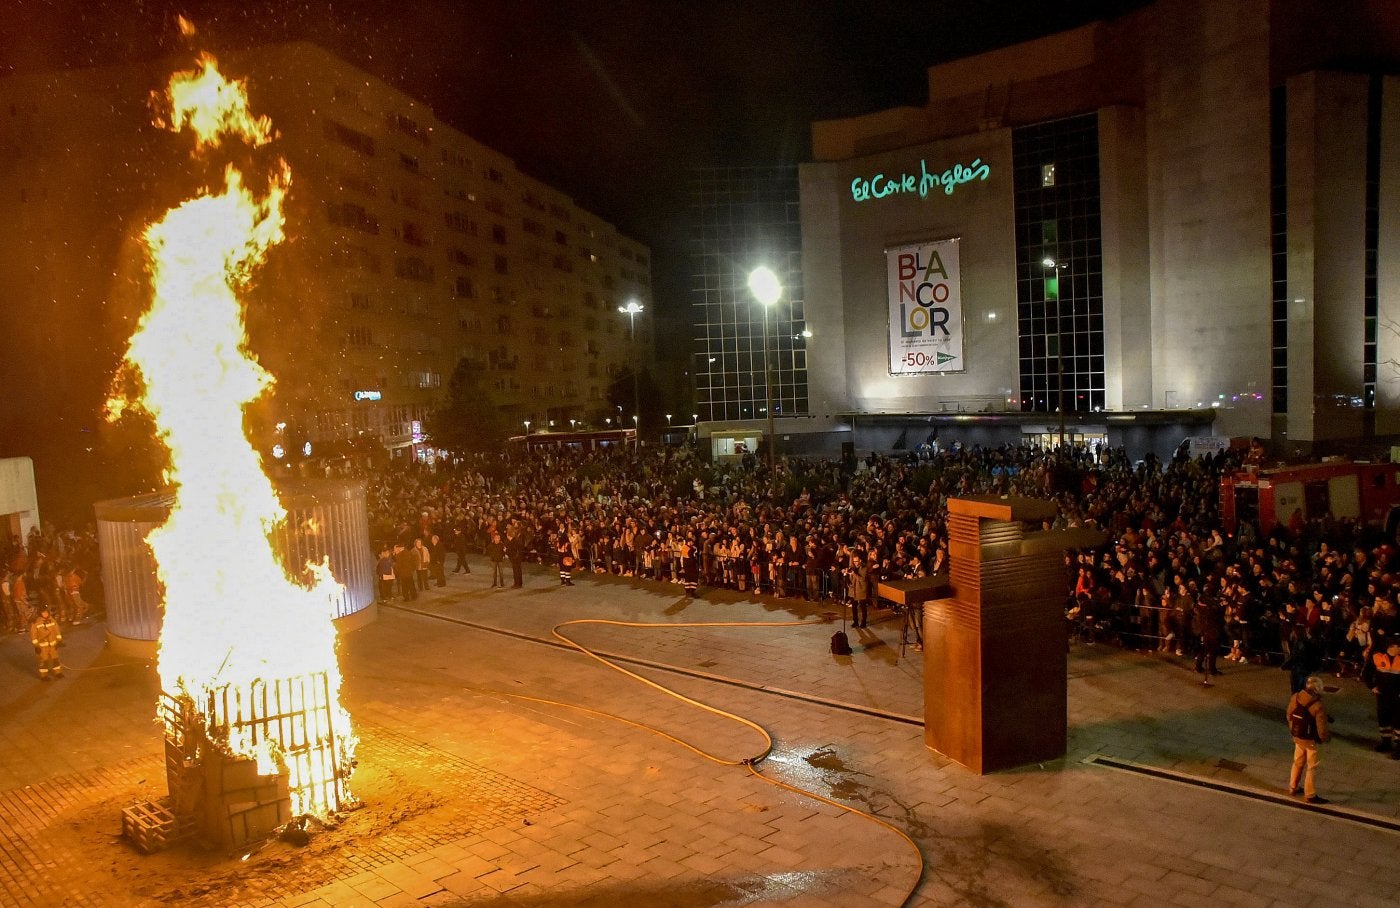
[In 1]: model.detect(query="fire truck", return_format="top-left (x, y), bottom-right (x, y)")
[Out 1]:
top-left (1220, 461), bottom-right (1400, 535)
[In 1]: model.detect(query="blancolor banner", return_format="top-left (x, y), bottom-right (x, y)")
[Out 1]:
top-left (886, 238), bottom-right (963, 375)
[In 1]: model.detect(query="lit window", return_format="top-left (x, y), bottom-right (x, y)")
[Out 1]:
top-left (1041, 163), bottom-right (1056, 187)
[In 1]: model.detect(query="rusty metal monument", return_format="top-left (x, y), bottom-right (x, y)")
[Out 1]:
top-left (922, 496), bottom-right (1104, 774)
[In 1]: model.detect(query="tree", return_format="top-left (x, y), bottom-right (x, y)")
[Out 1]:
top-left (425, 358), bottom-right (514, 453)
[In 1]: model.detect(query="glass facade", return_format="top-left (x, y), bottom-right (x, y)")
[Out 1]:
top-left (690, 166), bottom-right (807, 422)
top-left (1012, 114), bottom-right (1106, 414)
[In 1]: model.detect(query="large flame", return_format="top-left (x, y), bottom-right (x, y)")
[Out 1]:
top-left (111, 53), bottom-right (354, 815)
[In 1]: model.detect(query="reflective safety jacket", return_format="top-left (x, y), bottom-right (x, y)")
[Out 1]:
top-left (30, 614), bottom-right (61, 655)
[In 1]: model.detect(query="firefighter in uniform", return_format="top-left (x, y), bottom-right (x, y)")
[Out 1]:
top-left (30, 606), bottom-right (62, 680)
top-left (1371, 642), bottom-right (1400, 757)
top-left (557, 538), bottom-right (575, 586)
top-left (679, 540), bottom-right (699, 598)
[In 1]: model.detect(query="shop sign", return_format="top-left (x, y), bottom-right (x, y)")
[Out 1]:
top-left (851, 157), bottom-right (989, 203)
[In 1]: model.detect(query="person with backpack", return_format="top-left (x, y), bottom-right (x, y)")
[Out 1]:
top-left (1286, 675), bottom-right (1332, 804)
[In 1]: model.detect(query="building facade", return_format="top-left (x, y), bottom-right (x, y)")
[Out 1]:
top-left (0, 41), bottom-right (652, 463)
top-left (798, 0), bottom-right (1400, 459)
top-left (690, 165), bottom-right (807, 436)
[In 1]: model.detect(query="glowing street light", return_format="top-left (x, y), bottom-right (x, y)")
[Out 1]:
top-left (1043, 257), bottom-right (1068, 448)
top-left (747, 266), bottom-right (781, 469)
top-left (618, 299), bottom-right (644, 451)
top-left (523, 419), bottom-right (531, 435)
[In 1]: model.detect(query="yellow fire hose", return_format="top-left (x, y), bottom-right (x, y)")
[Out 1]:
top-left (500, 616), bottom-right (929, 905)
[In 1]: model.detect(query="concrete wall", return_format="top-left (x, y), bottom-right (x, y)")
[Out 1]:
top-left (1379, 76), bottom-right (1400, 435)
top-left (805, 130), bottom-right (1018, 416)
top-left (0, 457), bottom-right (40, 542)
top-left (1287, 71), bottom-right (1370, 441)
top-left (1143, 0), bottom-right (1273, 438)
top-left (799, 162), bottom-right (852, 416)
top-left (1098, 105), bottom-right (1153, 411)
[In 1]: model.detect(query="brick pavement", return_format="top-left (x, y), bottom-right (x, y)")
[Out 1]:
top-left (1, 558), bottom-right (1398, 906)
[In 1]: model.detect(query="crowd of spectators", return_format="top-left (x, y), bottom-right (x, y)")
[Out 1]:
top-left (359, 440), bottom-right (1398, 682)
top-left (13, 438), bottom-right (1392, 690)
top-left (1, 524), bottom-right (100, 634)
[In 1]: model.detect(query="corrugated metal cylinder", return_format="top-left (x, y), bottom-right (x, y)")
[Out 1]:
top-left (94, 491), bottom-right (173, 649)
top-left (274, 479), bottom-right (376, 624)
top-left (95, 480), bottom-right (376, 657)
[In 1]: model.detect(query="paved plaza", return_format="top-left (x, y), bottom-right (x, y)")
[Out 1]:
top-left (2, 558), bottom-right (1398, 907)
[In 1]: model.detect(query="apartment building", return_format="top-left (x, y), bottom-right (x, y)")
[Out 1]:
top-left (0, 41), bottom-right (652, 462)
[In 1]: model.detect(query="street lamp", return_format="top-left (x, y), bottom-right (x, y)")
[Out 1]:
top-left (1042, 257), bottom-right (1067, 448)
top-left (747, 266), bottom-right (781, 469)
top-left (618, 299), bottom-right (644, 452)
top-left (523, 419), bottom-right (531, 435)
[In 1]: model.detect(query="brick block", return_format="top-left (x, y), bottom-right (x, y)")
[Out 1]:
top-left (221, 757), bottom-right (265, 793)
top-left (243, 802), bottom-right (284, 843)
top-left (226, 800), bottom-right (258, 816)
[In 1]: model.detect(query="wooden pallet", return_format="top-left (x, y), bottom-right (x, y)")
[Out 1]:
top-left (121, 797), bottom-right (194, 854)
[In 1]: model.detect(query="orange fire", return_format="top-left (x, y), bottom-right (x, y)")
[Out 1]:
top-left (109, 53), bottom-right (355, 816)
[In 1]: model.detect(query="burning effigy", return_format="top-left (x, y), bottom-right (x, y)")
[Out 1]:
top-left (109, 29), bottom-right (356, 852)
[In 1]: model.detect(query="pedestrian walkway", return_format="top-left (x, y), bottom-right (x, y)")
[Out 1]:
top-left (1, 559), bottom-right (1398, 907)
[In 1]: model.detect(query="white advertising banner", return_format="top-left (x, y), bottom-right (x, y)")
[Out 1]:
top-left (1185, 436), bottom-right (1230, 459)
top-left (886, 238), bottom-right (963, 375)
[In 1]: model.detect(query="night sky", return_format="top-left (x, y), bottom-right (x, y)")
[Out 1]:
top-left (2, 0), bottom-right (1150, 517)
top-left (4, 0), bottom-right (1151, 299)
